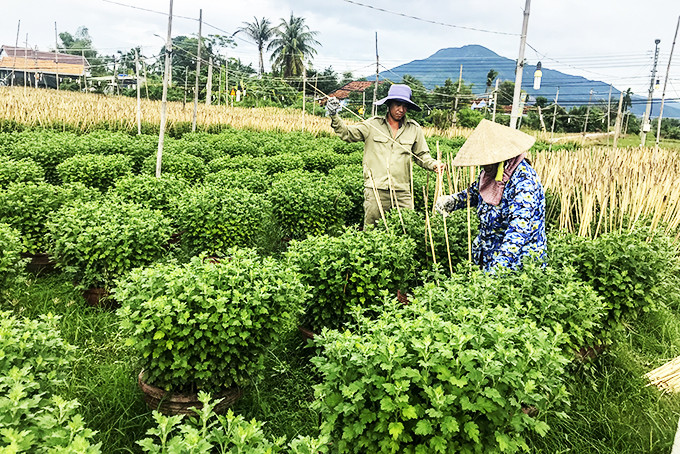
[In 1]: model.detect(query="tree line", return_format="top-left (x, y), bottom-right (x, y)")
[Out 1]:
top-left (54, 17), bottom-right (679, 138)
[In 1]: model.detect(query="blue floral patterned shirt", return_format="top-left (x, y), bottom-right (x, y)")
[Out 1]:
top-left (446, 160), bottom-right (547, 271)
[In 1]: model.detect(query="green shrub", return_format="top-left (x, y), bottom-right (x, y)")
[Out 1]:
top-left (47, 199), bottom-right (173, 289)
top-left (326, 164), bottom-right (364, 227)
top-left (142, 152), bottom-right (206, 182)
top-left (270, 170), bottom-right (351, 241)
top-left (172, 184), bottom-right (274, 256)
top-left (137, 392), bottom-right (328, 453)
top-left (115, 250), bottom-right (307, 393)
top-left (285, 228), bottom-right (416, 333)
top-left (167, 134), bottom-right (223, 163)
top-left (5, 130), bottom-right (82, 183)
top-left (0, 312), bottom-right (101, 452)
top-left (56, 153), bottom-right (133, 191)
top-left (312, 299), bottom-right (569, 453)
top-left (254, 153), bottom-right (305, 175)
top-left (206, 155), bottom-right (257, 173)
top-left (108, 174), bottom-right (190, 215)
top-left (208, 130), bottom-right (260, 157)
top-left (0, 224), bottom-right (28, 302)
top-left (0, 157), bottom-right (45, 188)
top-left (300, 150), bottom-right (348, 173)
top-left (417, 262), bottom-right (605, 353)
top-left (0, 182), bottom-right (65, 254)
top-left (377, 208), bottom-right (475, 280)
top-left (77, 131), bottom-right (155, 172)
top-left (549, 229), bottom-right (679, 333)
top-left (204, 168), bottom-right (272, 194)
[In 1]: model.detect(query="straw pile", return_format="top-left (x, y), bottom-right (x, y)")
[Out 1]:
top-left (533, 146), bottom-right (680, 238)
top-left (645, 356), bottom-right (680, 393)
top-left (0, 86), bottom-right (470, 139)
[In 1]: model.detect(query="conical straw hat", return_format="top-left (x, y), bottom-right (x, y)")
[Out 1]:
top-left (452, 119), bottom-right (536, 167)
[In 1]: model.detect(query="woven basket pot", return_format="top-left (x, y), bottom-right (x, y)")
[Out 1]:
top-left (138, 370), bottom-right (242, 416)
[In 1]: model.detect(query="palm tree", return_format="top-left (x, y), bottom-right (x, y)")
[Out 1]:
top-left (268, 13), bottom-right (320, 78)
top-left (486, 69), bottom-right (499, 93)
top-left (237, 17), bottom-right (274, 76)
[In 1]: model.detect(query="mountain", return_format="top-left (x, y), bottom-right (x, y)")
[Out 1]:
top-left (368, 44), bottom-right (680, 119)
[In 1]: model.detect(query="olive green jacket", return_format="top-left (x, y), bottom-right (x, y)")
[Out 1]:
top-left (331, 114), bottom-right (437, 191)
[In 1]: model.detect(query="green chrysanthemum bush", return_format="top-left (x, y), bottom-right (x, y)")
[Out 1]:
top-left (269, 170), bottom-right (352, 241)
top-left (115, 249), bottom-right (307, 393)
top-left (5, 130), bottom-right (83, 183)
top-left (142, 151), bottom-right (206, 183)
top-left (47, 199), bottom-right (173, 289)
top-left (312, 298), bottom-right (570, 454)
top-left (108, 174), bottom-right (191, 215)
top-left (0, 224), bottom-right (28, 302)
top-left (56, 153), bottom-right (133, 192)
top-left (376, 208), bottom-right (476, 280)
top-left (0, 182), bottom-right (61, 254)
top-left (549, 228), bottom-right (680, 335)
top-left (326, 164), bottom-right (364, 227)
top-left (417, 262), bottom-right (606, 355)
top-left (172, 184), bottom-right (275, 256)
top-left (204, 167), bottom-right (272, 194)
top-left (253, 153), bottom-right (305, 175)
top-left (0, 157), bottom-right (45, 188)
top-left (285, 228), bottom-right (416, 333)
top-left (0, 312), bottom-right (101, 452)
top-left (137, 393), bottom-right (329, 453)
top-left (77, 130), bottom-right (155, 172)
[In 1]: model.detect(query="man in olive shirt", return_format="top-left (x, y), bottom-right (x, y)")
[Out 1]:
top-left (326, 84), bottom-right (445, 229)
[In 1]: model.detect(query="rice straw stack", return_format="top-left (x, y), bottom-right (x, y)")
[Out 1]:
top-left (645, 356), bottom-right (680, 393)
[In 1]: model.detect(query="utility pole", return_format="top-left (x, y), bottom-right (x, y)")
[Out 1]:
top-left (156, 0), bottom-right (173, 178)
top-left (640, 38), bottom-right (661, 147)
top-left (548, 87), bottom-right (559, 151)
top-left (606, 84), bottom-right (612, 146)
top-left (302, 59), bottom-right (306, 132)
top-left (509, 0), bottom-right (531, 129)
top-left (613, 90), bottom-right (624, 149)
top-left (192, 8), bottom-right (202, 132)
top-left (582, 89), bottom-right (593, 145)
top-left (54, 22), bottom-right (59, 90)
top-left (206, 56), bottom-right (213, 106)
top-left (12, 21), bottom-right (20, 86)
top-left (372, 32), bottom-right (379, 117)
top-left (218, 65), bottom-right (222, 106)
top-left (452, 64), bottom-right (463, 125)
top-left (655, 16), bottom-right (679, 151)
top-left (134, 48), bottom-right (141, 135)
top-left (491, 78), bottom-right (499, 122)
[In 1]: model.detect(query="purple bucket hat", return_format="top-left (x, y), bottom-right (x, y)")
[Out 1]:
top-left (374, 84), bottom-right (421, 112)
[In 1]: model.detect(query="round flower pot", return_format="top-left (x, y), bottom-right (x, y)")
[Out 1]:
top-left (138, 370), bottom-right (242, 416)
top-left (21, 252), bottom-right (56, 274)
top-left (82, 287), bottom-right (118, 309)
top-left (298, 325), bottom-right (316, 341)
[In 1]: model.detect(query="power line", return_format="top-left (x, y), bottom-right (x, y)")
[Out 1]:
top-left (339, 0), bottom-right (519, 36)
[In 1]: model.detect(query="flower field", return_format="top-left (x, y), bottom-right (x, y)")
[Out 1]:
top-left (3, 87), bottom-right (680, 453)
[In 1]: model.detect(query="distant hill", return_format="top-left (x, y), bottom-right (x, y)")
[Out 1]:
top-left (368, 44), bottom-right (680, 119)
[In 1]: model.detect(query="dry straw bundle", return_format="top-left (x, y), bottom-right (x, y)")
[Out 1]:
top-left (645, 356), bottom-right (680, 393)
top-left (0, 86), bottom-right (469, 139)
top-left (532, 146), bottom-right (680, 238)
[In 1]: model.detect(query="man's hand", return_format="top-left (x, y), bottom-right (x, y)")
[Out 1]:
top-left (326, 97), bottom-right (341, 116)
top-left (433, 160), bottom-right (447, 174)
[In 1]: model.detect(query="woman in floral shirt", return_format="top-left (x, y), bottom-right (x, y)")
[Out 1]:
top-left (435, 119), bottom-right (546, 271)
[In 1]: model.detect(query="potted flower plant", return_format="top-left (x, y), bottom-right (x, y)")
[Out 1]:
top-left (114, 248), bottom-right (307, 415)
top-left (47, 198), bottom-right (173, 306)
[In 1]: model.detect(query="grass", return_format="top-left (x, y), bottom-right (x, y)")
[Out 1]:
top-left (2, 269), bottom-right (322, 452)
top-left (5, 265), bottom-right (680, 452)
